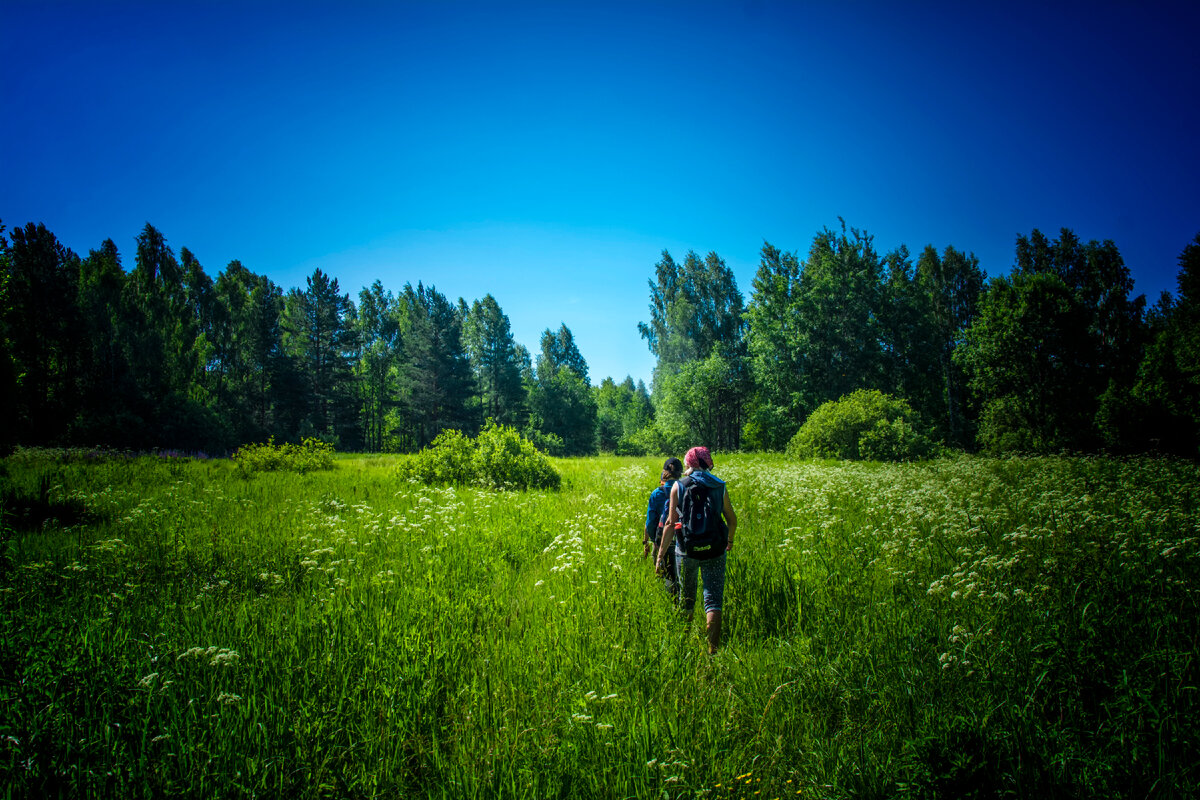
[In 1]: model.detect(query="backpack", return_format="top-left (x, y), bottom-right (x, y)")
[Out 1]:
top-left (654, 480), bottom-right (676, 539)
top-left (676, 473), bottom-right (728, 560)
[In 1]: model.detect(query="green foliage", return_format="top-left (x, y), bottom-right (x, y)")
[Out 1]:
top-left (1133, 233), bottom-right (1200, 455)
top-left (742, 229), bottom-right (983, 452)
top-left (231, 437), bottom-right (335, 475)
top-left (654, 352), bottom-right (750, 452)
top-left (472, 421), bottom-right (562, 491)
top-left (521, 426), bottom-right (565, 457)
top-left (528, 345), bottom-right (598, 456)
top-left (959, 229), bottom-right (1145, 455)
top-left (787, 389), bottom-right (936, 461)
top-left (889, 244), bottom-right (985, 448)
top-left (593, 376), bottom-right (653, 453)
top-left (4, 223), bottom-right (85, 444)
top-left (958, 271), bottom-right (1093, 453)
top-left (536, 323), bottom-right (590, 384)
top-left (355, 280), bottom-right (403, 453)
top-left (789, 224), bottom-right (886, 413)
top-left (640, 249), bottom-right (750, 450)
top-left (741, 402), bottom-right (795, 452)
top-left (638, 249), bottom-right (745, 373)
top-left (10, 214), bottom-right (1200, 462)
top-left (619, 421), bottom-right (674, 456)
top-left (282, 269), bottom-right (360, 447)
top-left (916, 245), bottom-right (986, 443)
top-left (397, 422), bottom-right (561, 491)
top-left (396, 282), bottom-right (477, 451)
top-left (395, 428), bottom-right (475, 485)
top-left (158, 392), bottom-right (235, 453)
top-left (744, 243), bottom-right (803, 445)
top-left (3, 453), bottom-right (1198, 798)
top-left (463, 294), bottom-right (527, 428)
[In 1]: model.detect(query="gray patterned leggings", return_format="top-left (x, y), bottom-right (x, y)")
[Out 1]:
top-left (676, 551), bottom-right (727, 614)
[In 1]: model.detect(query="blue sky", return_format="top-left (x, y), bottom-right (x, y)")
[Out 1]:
top-left (4, 1), bottom-right (1198, 386)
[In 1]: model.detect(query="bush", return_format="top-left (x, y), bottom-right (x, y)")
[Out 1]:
top-left (787, 390), bottom-right (936, 461)
top-left (399, 429), bottom-right (477, 486)
top-left (474, 422), bottom-right (561, 490)
top-left (520, 426), bottom-right (565, 457)
top-left (397, 423), bottom-right (561, 491)
top-left (232, 437), bottom-right (336, 475)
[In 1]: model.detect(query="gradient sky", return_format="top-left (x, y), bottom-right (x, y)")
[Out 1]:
top-left (5, 1), bottom-right (1198, 386)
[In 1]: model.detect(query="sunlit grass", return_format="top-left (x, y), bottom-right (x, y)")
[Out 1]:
top-left (2, 450), bottom-right (1197, 798)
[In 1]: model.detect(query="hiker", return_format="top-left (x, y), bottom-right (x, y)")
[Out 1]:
top-left (656, 446), bottom-right (737, 654)
top-left (643, 457), bottom-right (683, 595)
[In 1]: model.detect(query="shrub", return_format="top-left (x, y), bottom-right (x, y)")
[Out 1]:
top-left (520, 426), bottom-right (565, 457)
top-left (397, 423), bottom-right (561, 491)
top-left (787, 390), bottom-right (936, 461)
top-left (473, 422), bottom-right (561, 490)
top-left (395, 429), bottom-right (478, 486)
top-left (232, 437), bottom-right (336, 475)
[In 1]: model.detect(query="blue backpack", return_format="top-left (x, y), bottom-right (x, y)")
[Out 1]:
top-left (676, 473), bottom-right (728, 560)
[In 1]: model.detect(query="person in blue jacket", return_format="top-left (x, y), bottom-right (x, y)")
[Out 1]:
top-left (643, 457), bottom-right (683, 595)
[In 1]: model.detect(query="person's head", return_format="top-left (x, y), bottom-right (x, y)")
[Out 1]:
top-left (684, 446), bottom-right (714, 473)
top-left (661, 457), bottom-right (683, 482)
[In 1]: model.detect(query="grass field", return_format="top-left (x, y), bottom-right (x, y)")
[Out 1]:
top-left (1, 450), bottom-right (1197, 798)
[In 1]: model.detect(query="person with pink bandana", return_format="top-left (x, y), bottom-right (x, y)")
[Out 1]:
top-left (656, 445), bottom-right (737, 654)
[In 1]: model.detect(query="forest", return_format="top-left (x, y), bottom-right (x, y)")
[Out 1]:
top-left (1, 218), bottom-right (1197, 459)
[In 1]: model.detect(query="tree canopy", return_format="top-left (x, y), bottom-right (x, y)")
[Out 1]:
top-left (2, 216), bottom-right (1196, 458)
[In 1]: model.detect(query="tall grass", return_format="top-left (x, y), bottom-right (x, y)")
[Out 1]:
top-left (1, 450), bottom-right (1197, 798)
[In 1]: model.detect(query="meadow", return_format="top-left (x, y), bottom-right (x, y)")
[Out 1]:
top-left (1, 450), bottom-right (1197, 799)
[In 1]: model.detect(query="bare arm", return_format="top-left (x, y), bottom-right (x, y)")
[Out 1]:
top-left (656, 483), bottom-right (681, 569)
top-left (723, 489), bottom-right (737, 550)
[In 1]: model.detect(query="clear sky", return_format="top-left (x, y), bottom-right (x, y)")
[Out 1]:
top-left (4, 0), bottom-right (1198, 387)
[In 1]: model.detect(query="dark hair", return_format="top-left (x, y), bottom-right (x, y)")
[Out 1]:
top-left (661, 457), bottom-right (683, 482)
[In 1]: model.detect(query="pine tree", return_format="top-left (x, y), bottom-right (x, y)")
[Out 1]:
top-left (213, 260), bottom-right (288, 443)
top-left (4, 222), bottom-right (84, 443)
top-left (744, 242), bottom-right (803, 449)
top-left (283, 269), bottom-right (360, 446)
top-left (463, 294), bottom-right (527, 428)
top-left (1133, 233), bottom-right (1200, 455)
top-left (356, 280), bottom-right (402, 452)
top-left (75, 239), bottom-right (139, 444)
top-left (396, 283), bottom-right (474, 450)
top-left (913, 245), bottom-right (985, 447)
top-left (529, 323), bottom-right (597, 455)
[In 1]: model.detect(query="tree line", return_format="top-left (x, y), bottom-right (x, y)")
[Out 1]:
top-left (0, 220), bottom-right (632, 456)
top-left (642, 222), bottom-right (1199, 457)
top-left (2, 218), bottom-right (1197, 458)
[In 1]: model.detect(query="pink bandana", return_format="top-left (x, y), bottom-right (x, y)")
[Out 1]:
top-left (684, 446), bottom-right (713, 470)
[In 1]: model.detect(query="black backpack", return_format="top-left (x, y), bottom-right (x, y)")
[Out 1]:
top-left (676, 474), bottom-right (728, 560)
